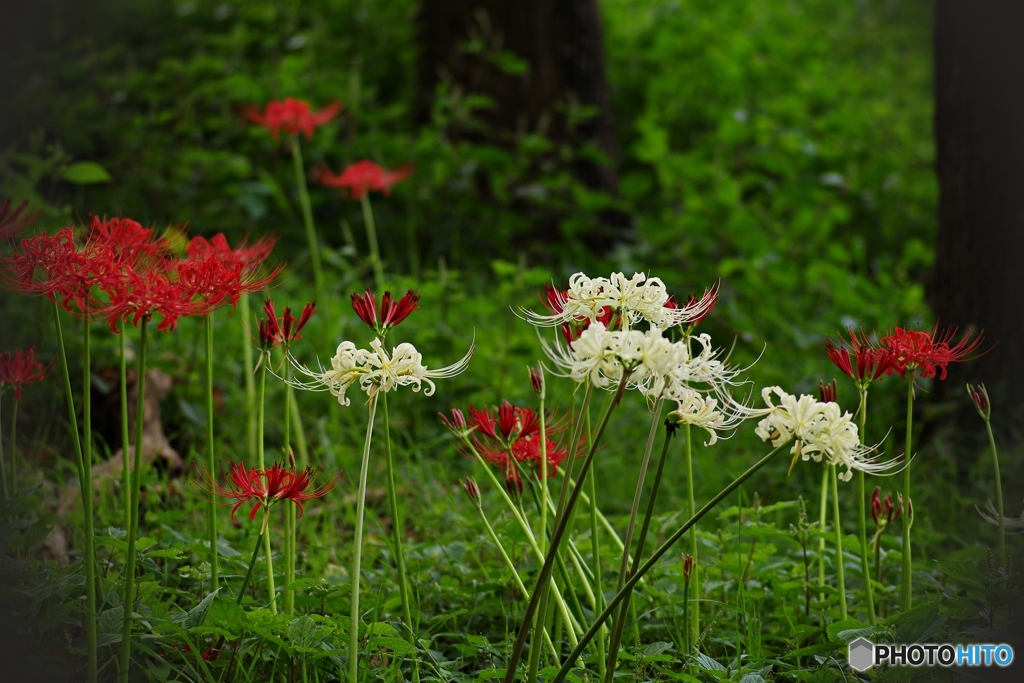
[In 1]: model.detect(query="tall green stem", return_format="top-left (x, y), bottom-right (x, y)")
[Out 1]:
top-left (256, 351), bottom-right (276, 613)
top-left (684, 422), bottom-right (700, 652)
top-left (382, 393), bottom-right (418, 679)
top-left (360, 194), bottom-right (385, 292)
top-left (291, 136), bottom-right (325, 300)
top-left (586, 442), bottom-right (606, 679)
top-left (900, 371), bottom-right (915, 612)
top-left (237, 524), bottom-right (266, 606)
top-left (604, 399), bottom-right (664, 681)
top-left (52, 304), bottom-right (95, 683)
top-left (240, 295), bottom-right (258, 464)
top-left (817, 466), bottom-right (828, 605)
top-left (550, 440), bottom-right (792, 683)
top-left (606, 421), bottom-right (675, 679)
top-left (504, 379), bottom-right (621, 683)
top-left (283, 351), bottom-right (295, 615)
top-left (0, 394), bottom-right (7, 503)
top-left (830, 465), bottom-right (847, 620)
top-left (80, 318), bottom-right (98, 683)
top-left (349, 394), bottom-right (378, 683)
top-left (9, 397), bottom-right (17, 493)
top-left (119, 317), bottom-right (148, 683)
top-left (205, 314), bottom-right (219, 590)
top-left (856, 389), bottom-right (876, 624)
top-left (120, 333), bottom-right (131, 530)
top-left (983, 419), bottom-right (1007, 569)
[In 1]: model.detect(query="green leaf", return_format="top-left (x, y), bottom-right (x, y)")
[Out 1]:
top-left (368, 635), bottom-right (413, 656)
top-left (60, 161), bottom-right (112, 184)
top-left (181, 588), bottom-right (220, 630)
top-left (204, 596), bottom-right (246, 636)
top-left (289, 615), bottom-right (320, 650)
top-left (826, 618), bottom-right (863, 642)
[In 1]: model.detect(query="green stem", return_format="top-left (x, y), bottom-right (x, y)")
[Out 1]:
top-left (81, 319), bottom-right (98, 660)
top-left (901, 371), bottom-right (915, 612)
top-left (604, 399), bottom-right (664, 681)
top-left (0, 393), bottom-right (7, 503)
top-left (349, 394), bottom-right (379, 683)
top-left (550, 440), bottom-right (792, 683)
top-left (504, 379), bottom-right (622, 683)
top-left (205, 314), bottom-right (219, 590)
top-left (817, 466), bottom-right (828, 606)
top-left (587, 441), bottom-right (606, 680)
top-left (256, 351), bottom-right (276, 613)
top-left (830, 465), bottom-right (847, 620)
top-left (684, 422), bottom-right (699, 652)
top-left (8, 397), bottom-right (16, 499)
top-left (291, 136), bottom-right (325, 300)
top-left (856, 389), bottom-right (875, 625)
top-left (382, 393), bottom-right (418, 680)
top-left (240, 295), bottom-right (258, 464)
top-left (283, 349), bottom-right (295, 616)
top-left (978, 419), bottom-right (1003, 569)
top-left (360, 194), bottom-right (385, 292)
top-left (52, 304), bottom-right (94, 682)
top-left (120, 333), bottom-right (131, 532)
top-left (476, 504), bottom-right (559, 659)
top-left (237, 525), bottom-right (266, 605)
top-left (118, 317), bottom-right (149, 683)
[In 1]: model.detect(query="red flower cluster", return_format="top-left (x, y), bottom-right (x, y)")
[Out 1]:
top-left (827, 324), bottom-right (983, 385)
top-left (259, 298), bottom-right (317, 349)
top-left (672, 281), bottom-right (719, 328)
top-left (0, 199), bottom-right (42, 240)
top-left (315, 160), bottom-right (414, 200)
top-left (241, 98), bottom-right (343, 139)
top-left (0, 218), bottom-right (280, 332)
top-left (351, 289), bottom-right (419, 335)
top-left (463, 400), bottom-right (568, 484)
top-left (0, 347), bottom-right (48, 400)
top-left (193, 461), bottom-right (341, 524)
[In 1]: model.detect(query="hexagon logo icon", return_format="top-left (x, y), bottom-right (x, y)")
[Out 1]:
top-left (848, 637), bottom-right (874, 672)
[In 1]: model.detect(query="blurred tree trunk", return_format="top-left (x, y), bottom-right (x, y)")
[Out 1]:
top-left (931, 1), bottom-right (1024, 427)
top-left (415, 0), bottom-right (623, 248)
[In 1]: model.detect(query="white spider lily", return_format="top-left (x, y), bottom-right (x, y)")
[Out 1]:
top-left (977, 500), bottom-right (1024, 533)
top-left (668, 388), bottom-right (750, 446)
top-left (521, 271), bottom-right (714, 330)
top-left (753, 386), bottom-right (893, 481)
top-left (542, 323), bottom-right (676, 390)
top-left (290, 337), bottom-right (474, 406)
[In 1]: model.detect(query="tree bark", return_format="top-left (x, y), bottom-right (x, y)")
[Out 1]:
top-left (415, 0), bottom-right (623, 250)
top-left (931, 1), bottom-right (1024, 427)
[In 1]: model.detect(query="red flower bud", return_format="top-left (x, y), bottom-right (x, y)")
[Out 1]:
top-left (529, 365), bottom-right (543, 395)
top-left (967, 383), bottom-right (991, 420)
top-left (682, 553), bottom-right (696, 583)
top-left (818, 379), bottom-right (837, 404)
top-left (461, 477), bottom-right (481, 506)
top-left (871, 486), bottom-right (883, 525)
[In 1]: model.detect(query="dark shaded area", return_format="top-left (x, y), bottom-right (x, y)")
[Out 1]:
top-left (932, 1), bottom-right (1024, 431)
top-left (416, 0), bottom-right (624, 249)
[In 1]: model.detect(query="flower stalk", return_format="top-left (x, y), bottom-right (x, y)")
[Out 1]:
top-left (291, 136), bottom-right (325, 300)
top-left (256, 349), bottom-right (276, 613)
top-left (360, 194), bottom-right (384, 292)
top-left (205, 314), bottom-right (220, 590)
top-left (118, 316), bottom-right (149, 683)
top-left (901, 371), bottom-right (915, 611)
top-left (684, 421), bottom-right (700, 651)
top-left (549, 439), bottom-right (792, 683)
top-left (855, 389), bottom-right (876, 624)
top-left (830, 464), bottom-right (847, 620)
top-left (349, 393), bottom-right (378, 683)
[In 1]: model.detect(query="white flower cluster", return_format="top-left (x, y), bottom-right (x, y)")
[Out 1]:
top-left (291, 337), bottom-right (473, 406)
top-left (523, 271), bottom-right (715, 331)
top-left (668, 388), bottom-right (749, 446)
top-left (753, 386), bottom-right (888, 481)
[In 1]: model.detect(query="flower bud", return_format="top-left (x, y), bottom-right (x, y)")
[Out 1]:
top-left (884, 492), bottom-right (894, 524)
top-left (967, 383), bottom-right (991, 420)
top-left (871, 486), bottom-right (883, 525)
top-left (461, 477), bottom-right (481, 506)
top-left (529, 365), bottom-right (543, 395)
top-left (439, 408), bottom-right (468, 434)
top-left (818, 379), bottom-right (837, 404)
top-left (681, 553), bottom-right (696, 583)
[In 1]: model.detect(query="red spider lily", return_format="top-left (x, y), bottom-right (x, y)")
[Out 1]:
top-left (96, 268), bottom-right (199, 332)
top-left (0, 228), bottom-right (81, 301)
top-left (0, 347), bottom-right (49, 400)
top-left (826, 328), bottom-right (896, 385)
top-left (241, 98), bottom-right (343, 140)
top-left (967, 383), bottom-right (991, 420)
top-left (818, 379), bottom-right (837, 404)
top-left (0, 199), bottom-right (42, 240)
top-left (179, 234), bottom-right (282, 313)
top-left (468, 401), bottom-right (541, 444)
top-left (86, 216), bottom-right (169, 266)
top-left (192, 461), bottom-right (341, 524)
top-left (259, 298), bottom-right (317, 349)
top-left (350, 289), bottom-right (419, 334)
top-left (680, 281), bottom-right (719, 327)
top-left (511, 435), bottom-right (567, 477)
top-left (315, 160), bottom-right (414, 200)
top-left (880, 325), bottom-right (985, 380)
